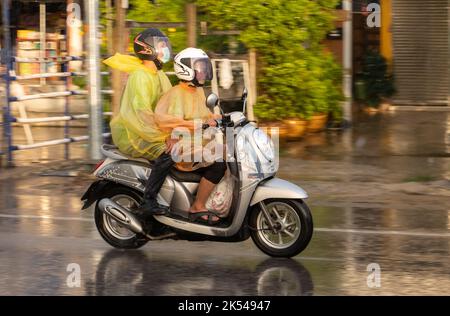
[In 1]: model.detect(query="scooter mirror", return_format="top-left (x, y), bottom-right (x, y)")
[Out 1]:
top-left (206, 93), bottom-right (219, 111)
top-left (241, 88), bottom-right (248, 101)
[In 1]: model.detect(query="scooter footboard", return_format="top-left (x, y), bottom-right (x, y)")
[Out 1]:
top-left (250, 177), bottom-right (308, 206)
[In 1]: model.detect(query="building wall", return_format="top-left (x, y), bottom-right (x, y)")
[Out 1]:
top-left (391, 0), bottom-right (449, 105)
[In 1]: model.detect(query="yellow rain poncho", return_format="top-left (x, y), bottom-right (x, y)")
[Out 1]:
top-left (103, 53), bottom-right (172, 160)
top-left (154, 82), bottom-right (221, 171)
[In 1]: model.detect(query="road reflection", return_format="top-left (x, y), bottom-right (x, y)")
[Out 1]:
top-left (86, 250), bottom-right (314, 296)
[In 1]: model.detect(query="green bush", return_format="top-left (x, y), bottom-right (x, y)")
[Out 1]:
top-left (197, 0), bottom-right (343, 121)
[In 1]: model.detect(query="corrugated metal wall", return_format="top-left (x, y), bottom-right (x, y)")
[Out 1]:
top-left (392, 0), bottom-right (449, 105)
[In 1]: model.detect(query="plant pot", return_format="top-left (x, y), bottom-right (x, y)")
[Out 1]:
top-left (284, 118), bottom-right (308, 140)
top-left (363, 106), bottom-right (378, 113)
top-left (379, 102), bottom-right (391, 112)
top-left (306, 114), bottom-right (328, 133)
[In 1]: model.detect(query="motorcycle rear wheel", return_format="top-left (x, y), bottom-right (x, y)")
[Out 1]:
top-left (94, 185), bottom-right (149, 249)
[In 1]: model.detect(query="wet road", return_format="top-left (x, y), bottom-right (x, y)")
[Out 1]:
top-left (1, 111), bottom-right (450, 295)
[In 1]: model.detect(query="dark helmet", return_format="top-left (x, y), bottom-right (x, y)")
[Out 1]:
top-left (133, 28), bottom-right (172, 69)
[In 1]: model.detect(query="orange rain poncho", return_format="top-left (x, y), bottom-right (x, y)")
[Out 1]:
top-left (154, 82), bottom-right (220, 171)
top-left (154, 82), bottom-right (213, 131)
top-left (103, 53), bottom-right (172, 160)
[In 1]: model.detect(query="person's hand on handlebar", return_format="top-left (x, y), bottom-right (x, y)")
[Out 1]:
top-left (201, 115), bottom-right (222, 129)
top-left (165, 136), bottom-right (179, 154)
top-left (205, 119), bottom-right (218, 127)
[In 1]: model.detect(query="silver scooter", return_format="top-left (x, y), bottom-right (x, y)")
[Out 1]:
top-left (81, 91), bottom-right (313, 257)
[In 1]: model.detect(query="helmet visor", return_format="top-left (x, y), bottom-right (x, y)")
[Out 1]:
top-left (135, 34), bottom-right (172, 63)
top-left (153, 37), bottom-right (172, 63)
top-left (192, 58), bottom-right (213, 85)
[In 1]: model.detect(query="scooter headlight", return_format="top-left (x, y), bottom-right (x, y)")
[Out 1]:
top-left (253, 128), bottom-right (275, 162)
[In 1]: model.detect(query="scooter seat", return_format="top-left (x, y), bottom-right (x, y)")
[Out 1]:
top-left (100, 144), bottom-right (152, 165)
top-left (169, 167), bottom-right (203, 183)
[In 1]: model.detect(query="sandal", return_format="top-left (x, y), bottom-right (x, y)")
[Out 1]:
top-left (188, 211), bottom-right (221, 225)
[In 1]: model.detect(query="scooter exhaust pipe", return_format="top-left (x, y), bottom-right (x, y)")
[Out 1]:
top-left (97, 198), bottom-right (144, 235)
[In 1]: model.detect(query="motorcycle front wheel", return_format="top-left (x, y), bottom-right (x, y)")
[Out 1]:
top-left (94, 185), bottom-right (149, 249)
top-left (250, 199), bottom-right (313, 258)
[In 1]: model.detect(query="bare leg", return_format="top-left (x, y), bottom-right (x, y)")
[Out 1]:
top-left (189, 177), bottom-right (220, 222)
top-left (190, 177), bottom-right (215, 211)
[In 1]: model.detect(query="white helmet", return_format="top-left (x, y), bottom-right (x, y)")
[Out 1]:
top-left (174, 47), bottom-right (213, 86)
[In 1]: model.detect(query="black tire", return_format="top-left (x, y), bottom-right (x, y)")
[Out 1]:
top-left (94, 185), bottom-right (149, 249)
top-left (250, 199), bottom-right (313, 258)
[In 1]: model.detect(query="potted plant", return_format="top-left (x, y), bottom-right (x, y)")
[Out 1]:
top-left (304, 53), bottom-right (343, 132)
top-left (359, 51), bottom-right (395, 112)
top-left (198, 0), bottom-right (343, 136)
top-left (285, 117), bottom-right (308, 140)
top-left (253, 94), bottom-right (289, 139)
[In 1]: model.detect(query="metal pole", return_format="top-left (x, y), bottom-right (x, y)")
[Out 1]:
top-left (343, 0), bottom-right (353, 124)
top-left (2, 0), bottom-right (13, 167)
top-left (105, 0), bottom-right (113, 54)
top-left (63, 61), bottom-right (69, 160)
top-left (39, 1), bottom-right (46, 86)
top-left (85, 0), bottom-right (103, 160)
top-left (112, 0), bottom-right (126, 115)
top-left (67, 0), bottom-right (83, 72)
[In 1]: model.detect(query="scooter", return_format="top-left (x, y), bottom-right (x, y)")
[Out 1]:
top-left (81, 91), bottom-right (313, 257)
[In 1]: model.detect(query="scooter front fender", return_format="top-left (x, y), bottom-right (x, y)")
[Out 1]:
top-left (250, 177), bottom-right (308, 206)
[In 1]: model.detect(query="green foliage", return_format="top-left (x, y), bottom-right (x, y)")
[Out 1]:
top-left (127, 0), bottom-right (187, 56)
top-left (197, 0), bottom-right (343, 121)
top-left (126, 1), bottom-right (238, 55)
top-left (359, 51), bottom-right (395, 107)
top-left (71, 76), bottom-right (87, 90)
top-left (403, 175), bottom-right (436, 183)
top-left (254, 50), bottom-right (343, 120)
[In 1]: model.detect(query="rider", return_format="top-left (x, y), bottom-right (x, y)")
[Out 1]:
top-left (152, 47), bottom-right (226, 224)
top-left (103, 28), bottom-right (173, 217)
